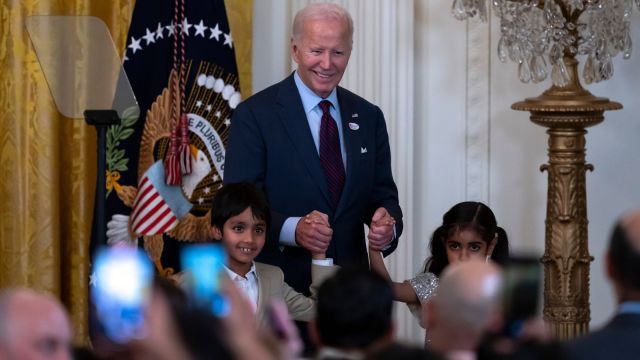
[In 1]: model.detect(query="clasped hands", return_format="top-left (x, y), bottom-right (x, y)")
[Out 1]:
top-left (295, 207), bottom-right (395, 257)
top-left (295, 210), bottom-right (332, 259)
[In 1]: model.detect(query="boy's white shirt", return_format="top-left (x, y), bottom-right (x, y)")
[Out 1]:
top-left (223, 259), bottom-right (334, 313)
top-left (224, 263), bottom-right (259, 312)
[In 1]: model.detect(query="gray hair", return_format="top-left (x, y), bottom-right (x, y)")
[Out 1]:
top-left (292, 2), bottom-right (354, 43)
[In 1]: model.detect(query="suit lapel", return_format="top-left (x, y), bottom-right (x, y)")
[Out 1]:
top-left (276, 74), bottom-right (332, 206)
top-left (256, 265), bottom-right (268, 326)
top-left (334, 87), bottom-right (362, 220)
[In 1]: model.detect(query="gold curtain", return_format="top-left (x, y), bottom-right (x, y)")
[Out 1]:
top-left (0, 0), bottom-right (252, 345)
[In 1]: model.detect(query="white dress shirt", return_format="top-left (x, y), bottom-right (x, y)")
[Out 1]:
top-left (224, 263), bottom-right (259, 312)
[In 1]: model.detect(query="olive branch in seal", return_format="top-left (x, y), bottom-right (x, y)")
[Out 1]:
top-left (105, 106), bottom-right (140, 198)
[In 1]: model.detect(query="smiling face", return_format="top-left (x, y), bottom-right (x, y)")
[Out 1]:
top-left (444, 229), bottom-right (489, 266)
top-left (291, 17), bottom-right (352, 98)
top-left (214, 207), bottom-right (266, 276)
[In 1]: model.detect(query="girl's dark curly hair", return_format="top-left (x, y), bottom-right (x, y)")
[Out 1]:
top-left (424, 201), bottom-right (509, 276)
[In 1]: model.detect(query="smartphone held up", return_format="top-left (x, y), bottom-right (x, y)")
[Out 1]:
top-left (501, 255), bottom-right (543, 338)
top-left (91, 246), bottom-right (154, 343)
top-left (180, 243), bottom-right (230, 316)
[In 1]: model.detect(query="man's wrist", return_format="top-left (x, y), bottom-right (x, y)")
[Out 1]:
top-left (279, 217), bottom-right (302, 247)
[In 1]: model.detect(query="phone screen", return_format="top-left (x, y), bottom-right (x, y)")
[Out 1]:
top-left (501, 255), bottom-right (542, 337)
top-left (180, 243), bottom-right (229, 316)
top-left (91, 246), bottom-right (153, 343)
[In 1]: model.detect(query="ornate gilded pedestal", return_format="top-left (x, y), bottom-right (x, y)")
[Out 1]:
top-left (512, 57), bottom-right (622, 339)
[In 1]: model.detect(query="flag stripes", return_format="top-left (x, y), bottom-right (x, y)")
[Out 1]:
top-left (130, 169), bottom-right (179, 236)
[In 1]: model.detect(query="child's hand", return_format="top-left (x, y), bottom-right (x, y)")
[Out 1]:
top-left (310, 251), bottom-right (327, 260)
top-left (369, 207), bottom-right (396, 251)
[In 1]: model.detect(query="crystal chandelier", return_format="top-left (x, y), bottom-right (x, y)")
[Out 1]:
top-left (452, 0), bottom-right (627, 341)
top-left (452, 0), bottom-right (637, 86)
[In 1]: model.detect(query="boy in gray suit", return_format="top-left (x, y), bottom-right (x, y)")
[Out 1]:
top-left (211, 182), bottom-right (336, 328)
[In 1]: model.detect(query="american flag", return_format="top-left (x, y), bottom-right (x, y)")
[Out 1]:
top-left (130, 161), bottom-right (192, 236)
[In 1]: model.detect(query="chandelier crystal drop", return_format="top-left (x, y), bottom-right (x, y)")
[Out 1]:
top-left (453, 0), bottom-right (637, 86)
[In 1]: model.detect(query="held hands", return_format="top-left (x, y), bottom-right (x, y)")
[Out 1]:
top-left (368, 207), bottom-right (395, 251)
top-left (295, 210), bottom-right (332, 258)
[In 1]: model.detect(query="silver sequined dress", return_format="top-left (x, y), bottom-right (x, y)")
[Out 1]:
top-left (406, 271), bottom-right (439, 346)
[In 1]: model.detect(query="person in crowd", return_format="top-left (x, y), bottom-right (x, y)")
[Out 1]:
top-left (370, 201), bottom-right (509, 328)
top-left (72, 346), bottom-right (105, 360)
top-left (224, 1), bottom-right (403, 296)
top-left (477, 325), bottom-right (564, 360)
top-left (365, 343), bottom-right (440, 360)
top-left (564, 210), bottom-right (640, 359)
top-left (310, 266), bottom-right (395, 360)
top-left (424, 261), bottom-right (503, 358)
top-left (0, 288), bottom-right (73, 360)
top-left (219, 275), bottom-right (300, 360)
top-left (211, 182), bottom-right (337, 327)
top-left (127, 276), bottom-right (234, 360)
top-left (127, 275), bottom-right (288, 360)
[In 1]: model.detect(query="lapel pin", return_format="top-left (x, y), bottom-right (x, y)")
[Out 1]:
top-left (349, 122), bottom-right (360, 130)
top-left (351, 113), bottom-right (359, 118)
top-left (361, 147), bottom-right (367, 154)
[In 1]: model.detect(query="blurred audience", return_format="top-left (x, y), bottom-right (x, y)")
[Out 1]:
top-left (564, 210), bottom-right (640, 359)
top-left (310, 266), bottom-right (395, 359)
top-left (72, 346), bottom-right (104, 360)
top-left (128, 276), bottom-right (234, 360)
top-left (364, 343), bottom-right (439, 360)
top-left (473, 254), bottom-right (562, 360)
top-left (0, 288), bottom-right (72, 360)
top-left (132, 275), bottom-right (291, 360)
top-left (15, 209), bottom-right (640, 360)
top-left (424, 261), bottom-right (502, 360)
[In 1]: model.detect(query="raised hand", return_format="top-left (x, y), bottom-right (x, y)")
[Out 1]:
top-left (368, 207), bottom-right (395, 251)
top-left (295, 210), bottom-right (332, 257)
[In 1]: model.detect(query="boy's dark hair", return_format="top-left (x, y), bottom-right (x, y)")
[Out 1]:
top-left (210, 182), bottom-right (271, 231)
top-left (315, 266), bottom-right (393, 349)
top-left (609, 221), bottom-right (640, 291)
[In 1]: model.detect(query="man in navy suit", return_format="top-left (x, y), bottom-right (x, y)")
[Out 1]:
top-left (224, 2), bottom-right (402, 294)
top-left (565, 211), bottom-right (640, 359)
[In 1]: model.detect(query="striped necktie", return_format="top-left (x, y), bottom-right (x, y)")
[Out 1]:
top-left (318, 100), bottom-right (345, 207)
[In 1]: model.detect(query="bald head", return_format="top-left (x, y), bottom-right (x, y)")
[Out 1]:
top-left (0, 289), bottom-right (72, 360)
top-left (608, 211), bottom-right (640, 295)
top-left (426, 261), bottom-right (502, 351)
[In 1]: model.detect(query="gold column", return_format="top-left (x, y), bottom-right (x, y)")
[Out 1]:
top-left (512, 56), bottom-right (621, 339)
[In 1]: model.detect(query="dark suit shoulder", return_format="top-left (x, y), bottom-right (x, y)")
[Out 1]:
top-left (565, 314), bottom-right (640, 360)
top-left (236, 75), bottom-right (295, 110)
top-left (336, 85), bottom-right (379, 110)
top-left (236, 82), bottom-right (280, 108)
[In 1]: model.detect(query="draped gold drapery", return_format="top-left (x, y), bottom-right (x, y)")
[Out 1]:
top-left (0, 0), bottom-right (252, 345)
